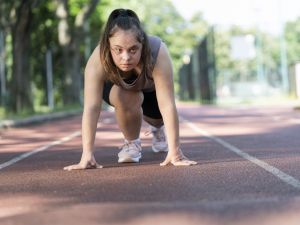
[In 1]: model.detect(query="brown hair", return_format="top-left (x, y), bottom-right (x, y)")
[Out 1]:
top-left (99, 8), bottom-right (153, 85)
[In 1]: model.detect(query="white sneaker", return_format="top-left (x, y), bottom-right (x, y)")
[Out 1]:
top-left (118, 141), bottom-right (142, 163)
top-left (151, 126), bottom-right (168, 153)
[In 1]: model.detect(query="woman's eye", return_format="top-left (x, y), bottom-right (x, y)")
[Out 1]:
top-left (114, 48), bottom-right (122, 54)
top-left (130, 47), bottom-right (140, 54)
top-left (112, 47), bottom-right (138, 55)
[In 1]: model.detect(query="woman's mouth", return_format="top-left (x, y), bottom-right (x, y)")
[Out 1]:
top-left (120, 64), bottom-right (132, 69)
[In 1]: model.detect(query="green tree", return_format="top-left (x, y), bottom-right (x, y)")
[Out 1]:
top-left (30, 1), bottom-right (59, 108)
top-left (6, 0), bottom-right (43, 113)
top-left (55, 0), bottom-right (99, 105)
top-left (97, 0), bottom-right (208, 81)
top-left (285, 17), bottom-right (300, 65)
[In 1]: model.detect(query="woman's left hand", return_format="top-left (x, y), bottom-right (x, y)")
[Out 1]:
top-left (160, 149), bottom-right (197, 166)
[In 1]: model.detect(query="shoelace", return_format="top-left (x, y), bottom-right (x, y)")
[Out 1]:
top-left (119, 142), bottom-right (141, 152)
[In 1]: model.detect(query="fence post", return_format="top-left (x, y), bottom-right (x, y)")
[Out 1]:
top-left (46, 49), bottom-right (54, 110)
top-left (0, 30), bottom-right (6, 104)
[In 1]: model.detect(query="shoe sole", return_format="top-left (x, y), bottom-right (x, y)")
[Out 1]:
top-left (152, 146), bottom-right (168, 153)
top-left (118, 156), bottom-right (141, 163)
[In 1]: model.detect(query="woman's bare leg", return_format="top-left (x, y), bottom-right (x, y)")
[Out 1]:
top-left (109, 85), bottom-right (144, 141)
top-left (143, 115), bottom-right (163, 128)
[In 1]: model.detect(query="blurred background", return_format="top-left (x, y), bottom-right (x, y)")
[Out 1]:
top-left (0, 0), bottom-right (300, 119)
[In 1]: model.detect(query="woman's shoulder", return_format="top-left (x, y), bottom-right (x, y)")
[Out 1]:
top-left (147, 35), bottom-right (162, 66)
top-left (148, 35), bottom-right (162, 45)
top-left (85, 45), bottom-right (106, 81)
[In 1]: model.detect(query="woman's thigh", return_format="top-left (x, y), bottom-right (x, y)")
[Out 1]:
top-left (102, 82), bottom-right (162, 119)
top-left (103, 82), bottom-right (143, 108)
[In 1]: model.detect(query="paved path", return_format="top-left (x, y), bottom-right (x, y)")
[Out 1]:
top-left (1, 103), bottom-right (300, 225)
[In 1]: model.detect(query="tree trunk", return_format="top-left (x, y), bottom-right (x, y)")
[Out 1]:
top-left (0, 30), bottom-right (6, 105)
top-left (56, 0), bottom-right (99, 105)
top-left (11, 0), bottom-right (33, 112)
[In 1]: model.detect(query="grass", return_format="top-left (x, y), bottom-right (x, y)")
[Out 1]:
top-left (0, 104), bottom-right (82, 121)
top-left (1, 95), bottom-right (299, 121)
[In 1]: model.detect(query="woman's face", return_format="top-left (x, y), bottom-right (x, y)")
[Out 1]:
top-left (109, 28), bottom-right (142, 72)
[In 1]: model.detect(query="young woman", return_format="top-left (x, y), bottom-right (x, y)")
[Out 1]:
top-left (64, 8), bottom-right (197, 170)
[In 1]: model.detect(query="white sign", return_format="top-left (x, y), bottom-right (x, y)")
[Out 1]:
top-left (230, 35), bottom-right (256, 60)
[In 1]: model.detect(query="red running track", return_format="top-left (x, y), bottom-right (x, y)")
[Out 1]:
top-left (1, 102), bottom-right (300, 225)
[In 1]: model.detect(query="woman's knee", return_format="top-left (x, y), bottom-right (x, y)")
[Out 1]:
top-left (110, 86), bottom-right (143, 109)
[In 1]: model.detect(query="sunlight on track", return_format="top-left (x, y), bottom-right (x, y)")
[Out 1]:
top-left (180, 116), bottom-right (300, 190)
top-left (0, 131), bottom-right (81, 170)
top-left (0, 205), bottom-right (30, 218)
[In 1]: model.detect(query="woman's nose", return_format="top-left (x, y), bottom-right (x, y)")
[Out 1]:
top-left (121, 51), bottom-right (130, 61)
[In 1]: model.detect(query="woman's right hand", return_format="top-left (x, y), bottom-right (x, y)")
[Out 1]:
top-left (160, 148), bottom-right (197, 166)
top-left (63, 154), bottom-right (103, 171)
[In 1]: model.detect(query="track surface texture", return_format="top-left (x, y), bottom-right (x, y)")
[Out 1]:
top-left (1, 102), bottom-right (300, 225)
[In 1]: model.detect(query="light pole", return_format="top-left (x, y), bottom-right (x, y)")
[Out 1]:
top-left (278, 0), bottom-right (289, 94)
top-left (253, 7), bottom-right (265, 85)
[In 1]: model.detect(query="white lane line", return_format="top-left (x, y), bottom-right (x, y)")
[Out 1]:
top-left (289, 118), bottom-right (300, 124)
top-left (180, 116), bottom-right (300, 189)
top-left (0, 131), bottom-right (81, 170)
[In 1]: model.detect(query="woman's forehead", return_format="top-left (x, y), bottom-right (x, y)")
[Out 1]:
top-left (109, 29), bottom-right (141, 47)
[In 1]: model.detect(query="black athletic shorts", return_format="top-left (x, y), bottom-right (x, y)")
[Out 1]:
top-left (102, 81), bottom-right (162, 119)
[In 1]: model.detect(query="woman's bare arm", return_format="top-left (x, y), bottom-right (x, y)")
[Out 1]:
top-left (152, 43), bottom-right (197, 166)
top-left (64, 45), bottom-right (106, 170)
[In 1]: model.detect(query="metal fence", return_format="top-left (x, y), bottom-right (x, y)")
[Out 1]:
top-left (179, 27), bottom-right (216, 104)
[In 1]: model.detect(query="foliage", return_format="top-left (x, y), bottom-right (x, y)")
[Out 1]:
top-left (97, 0), bottom-right (208, 82)
top-left (286, 17), bottom-right (300, 64)
top-left (31, 1), bottom-right (59, 107)
top-left (213, 24), bottom-right (294, 89)
top-left (2, 0), bottom-right (300, 117)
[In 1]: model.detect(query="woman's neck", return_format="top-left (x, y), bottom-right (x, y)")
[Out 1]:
top-left (118, 66), bottom-right (141, 78)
